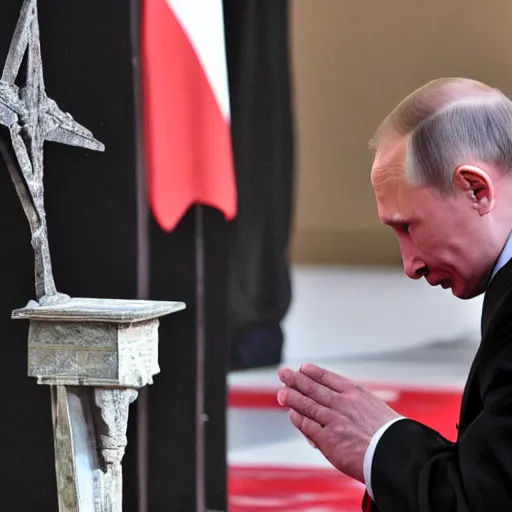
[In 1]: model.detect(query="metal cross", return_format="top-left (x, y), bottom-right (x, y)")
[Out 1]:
top-left (0, 0), bottom-right (105, 305)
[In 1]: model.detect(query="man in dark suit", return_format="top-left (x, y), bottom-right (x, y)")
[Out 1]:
top-left (276, 77), bottom-right (512, 510)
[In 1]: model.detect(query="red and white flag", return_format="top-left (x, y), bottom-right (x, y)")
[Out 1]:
top-left (142, 0), bottom-right (237, 232)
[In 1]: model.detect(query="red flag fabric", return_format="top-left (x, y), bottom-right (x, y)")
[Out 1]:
top-left (142, 0), bottom-right (237, 232)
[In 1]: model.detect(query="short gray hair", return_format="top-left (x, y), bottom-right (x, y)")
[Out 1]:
top-left (370, 78), bottom-right (512, 193)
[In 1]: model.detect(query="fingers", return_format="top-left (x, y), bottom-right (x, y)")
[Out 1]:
top-left (277, 387), bottom-right (332, 426)
top-left (299, 363), bottom-right (354, 393)
top-left (289, 410), bottom-right (322, 447)
top-left (278, 367), bottom-right (337, 408)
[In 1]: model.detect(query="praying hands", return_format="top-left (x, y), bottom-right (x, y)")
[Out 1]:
top-left (277, 364), bottom-right (400, 482)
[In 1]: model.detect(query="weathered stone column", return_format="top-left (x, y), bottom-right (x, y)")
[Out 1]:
top-left (12, 298), bottom-right (184, 511)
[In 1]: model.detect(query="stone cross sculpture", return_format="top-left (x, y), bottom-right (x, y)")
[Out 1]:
top-left (0, 1), bottom-right (185, 510)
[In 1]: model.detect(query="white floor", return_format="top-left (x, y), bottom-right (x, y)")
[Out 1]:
top-left (228, 265), bottom-right (481, 469)
top-left (281, 265), bottom-right (483, 361)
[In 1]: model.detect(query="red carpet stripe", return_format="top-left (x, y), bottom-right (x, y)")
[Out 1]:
top-left (229, 384), bottom-right (461, 440)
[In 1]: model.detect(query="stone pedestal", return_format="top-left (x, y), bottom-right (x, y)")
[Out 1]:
top-left (12, 297), bottom-right (185, 512)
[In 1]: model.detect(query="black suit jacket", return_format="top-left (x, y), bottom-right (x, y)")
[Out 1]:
top-left (365, 258), bottom-right (512, 511)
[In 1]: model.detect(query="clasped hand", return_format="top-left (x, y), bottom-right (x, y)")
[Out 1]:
top-left (277, 363), bottom-right (400, 482)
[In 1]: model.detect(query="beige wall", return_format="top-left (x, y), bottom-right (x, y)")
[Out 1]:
top-left (290, 0), bottom-right (512, 266)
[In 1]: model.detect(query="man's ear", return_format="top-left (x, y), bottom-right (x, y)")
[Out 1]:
top-left (454, 164), bottom-right (494, 215)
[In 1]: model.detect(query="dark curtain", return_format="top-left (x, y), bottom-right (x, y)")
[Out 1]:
top-left (223, 0), bottom-right (295, 370)
top-left (0, 1), bottom-right (140, 509)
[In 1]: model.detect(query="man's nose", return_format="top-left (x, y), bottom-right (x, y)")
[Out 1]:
top-left (400, 241), bottom-right (428, 279)
top-left (401, 252), bottom-right (428, 280)
top-left (397, 237), bottom-right (428, 279)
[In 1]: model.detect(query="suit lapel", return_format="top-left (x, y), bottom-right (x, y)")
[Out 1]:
top-left (458, 346), bottom-right (482, 433)
top-left (459, 258), bottom-right (512, 433)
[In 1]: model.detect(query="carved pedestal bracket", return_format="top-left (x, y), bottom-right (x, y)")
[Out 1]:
top-left (94, 388), bottom-right (138, 512)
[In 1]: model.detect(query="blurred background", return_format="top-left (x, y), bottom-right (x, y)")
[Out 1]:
top-left (226, 0), bottom-right (510, 510)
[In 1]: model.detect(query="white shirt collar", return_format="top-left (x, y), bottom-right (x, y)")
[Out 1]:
top-left (490, 231), bottom-right (512, 282)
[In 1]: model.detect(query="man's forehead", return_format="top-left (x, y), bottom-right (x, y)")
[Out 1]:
top-left (370, 137), bottom-right (414, 222)
top-left (373, 181), bottom-right (409, 223)
top-left (370, 135), bottom-right (409, 186)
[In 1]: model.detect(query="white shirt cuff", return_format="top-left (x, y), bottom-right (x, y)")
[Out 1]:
top-left (363, 416), bottom-right (406, 501)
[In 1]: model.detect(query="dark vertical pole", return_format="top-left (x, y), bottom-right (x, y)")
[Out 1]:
top-left (130, 1), bottom-right (150, 512)
top-left (195, 204), bottom-right (206, 512)
top-left (131, 1), bottom-right (148, 298)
